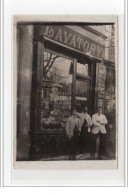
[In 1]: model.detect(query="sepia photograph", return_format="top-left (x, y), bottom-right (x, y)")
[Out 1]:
top-left (15, 17), bottom-right (117, 163)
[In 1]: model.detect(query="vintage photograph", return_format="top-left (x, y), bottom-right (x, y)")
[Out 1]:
top-left (15, 19), bottom-right (117, 162)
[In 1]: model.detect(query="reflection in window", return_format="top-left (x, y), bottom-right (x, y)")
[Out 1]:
top-left (76, 80), bottom-right (88, 112)
top-left (41, 51), bottom-right (73, 131)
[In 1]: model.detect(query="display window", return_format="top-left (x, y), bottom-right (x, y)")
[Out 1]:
top-left (38, 46), bottom-right (92, 132)
top-left (41, 50), bottom-right (73, 131)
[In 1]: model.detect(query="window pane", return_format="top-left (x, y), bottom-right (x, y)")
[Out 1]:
top-left (41, 51), bottom-right (73, 131)
top-left (75, 80), bottom-right (88, 112)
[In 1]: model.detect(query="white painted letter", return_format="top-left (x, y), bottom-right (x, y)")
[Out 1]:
top-left (64, 31), bottom-right (72, 44)
top-left (54, 28), bottom-right (63, 42)
top-left (69, 35), bottom-right (76, 47)
top-left (90, 43), bottom-right (96, 56)
top-left (83, 41), bottom-right (90, 52)
top-left (77, 37), bottom-right (84, 49)
top-left (43, 26), bottom-right (54, 38)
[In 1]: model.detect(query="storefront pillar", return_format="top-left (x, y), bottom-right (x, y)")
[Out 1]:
top-left (72, 58), bottom-right (77, 110)
top-left (17, 25), bottom-right (33, 160)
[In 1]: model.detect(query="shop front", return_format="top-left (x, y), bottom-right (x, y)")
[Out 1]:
top-left (16, 23), bottom-right (116, 160)
top-left (27, 24), bottom-right (115, 160)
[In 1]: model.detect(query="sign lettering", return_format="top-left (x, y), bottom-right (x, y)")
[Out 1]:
top-left (35, 25), bottom-right (105, 59)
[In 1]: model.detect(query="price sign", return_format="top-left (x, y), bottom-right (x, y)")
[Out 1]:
top-left (41, 80), bottom-right (53, 88)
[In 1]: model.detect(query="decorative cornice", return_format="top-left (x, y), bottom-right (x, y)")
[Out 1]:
top-left (81, 26), bottom-right (108, 40)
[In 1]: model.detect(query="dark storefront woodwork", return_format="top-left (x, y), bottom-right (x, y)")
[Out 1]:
top-left (30, 42), bottom-right (95, 159)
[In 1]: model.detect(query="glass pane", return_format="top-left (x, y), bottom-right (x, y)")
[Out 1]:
top-left (41, 51), bottom-right (73, 131)
top-left (75, 80), bottom-right (88, 112)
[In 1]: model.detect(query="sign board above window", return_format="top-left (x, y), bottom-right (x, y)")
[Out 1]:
top-left (35, 25), bottom-right (105, 59)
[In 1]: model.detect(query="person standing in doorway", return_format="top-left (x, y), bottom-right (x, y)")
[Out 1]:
top-left (65, 109), bottom-right (81, 160)
top-left (90, 106), bottom-right (108, 160)
top-left (76, 106), bottom-right (92, 155)
top-left (81, 106), bottom-right (92, 133)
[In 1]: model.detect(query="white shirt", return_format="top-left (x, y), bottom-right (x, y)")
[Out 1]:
top-left (65, 115), bottom-right (80, 138)
top-left (92, 113), bottom-right (108, 134)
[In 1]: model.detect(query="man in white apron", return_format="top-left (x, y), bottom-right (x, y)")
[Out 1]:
top-left (91, 106), bottom-right (108, 159)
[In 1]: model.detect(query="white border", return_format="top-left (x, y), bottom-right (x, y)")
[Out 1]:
top-left (2, 0), bottom-right (125, 187)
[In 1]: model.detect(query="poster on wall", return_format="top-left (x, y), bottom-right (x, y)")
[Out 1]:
top-left (97, 62), bottom-right (106, 98)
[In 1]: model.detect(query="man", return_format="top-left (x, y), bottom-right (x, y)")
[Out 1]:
top-left (80, 106), bottom-right (92, 132)
top-left (76, 106), bottom-right (92, 155)
top-left (65, 109), bottom-right (80, 159)
top-left (91, 106), bottom-right (108, 159)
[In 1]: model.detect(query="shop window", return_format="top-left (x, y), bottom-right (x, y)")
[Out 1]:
top-left (41, 51), bottom-right (73, 131)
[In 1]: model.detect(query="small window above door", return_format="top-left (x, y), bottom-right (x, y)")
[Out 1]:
top-left (77, 63), bottom-right (88, 76)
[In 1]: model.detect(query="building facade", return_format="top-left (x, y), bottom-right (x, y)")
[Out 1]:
top-left (16, 23), bottom-right (116, 160)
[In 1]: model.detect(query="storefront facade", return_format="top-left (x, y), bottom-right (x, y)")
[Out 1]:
top-left (16, 24), bottom-right (116, 160)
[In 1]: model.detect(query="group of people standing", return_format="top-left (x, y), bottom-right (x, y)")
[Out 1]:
top-left (65, 106), bottom-right (108, 160)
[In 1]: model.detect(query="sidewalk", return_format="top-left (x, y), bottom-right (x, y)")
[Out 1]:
top-left (39, 153), bottom-right (93, 161)
top-left (38, 152), bottom-right (116, 161)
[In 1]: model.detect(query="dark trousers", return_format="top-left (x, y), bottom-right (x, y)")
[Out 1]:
top-left (68, 131), bottom-right (80, 158)
top-left (80, 131), bottom-right (91, 153)
top-left (90, 132), bottom-right (107, 157)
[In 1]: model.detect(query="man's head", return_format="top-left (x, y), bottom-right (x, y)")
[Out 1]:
top-left (83, 106), bottom-right (88, 113)
top-left (97, 106), bottom-right (102, 114)
top-left (71, 109), bottom-right (77, 116)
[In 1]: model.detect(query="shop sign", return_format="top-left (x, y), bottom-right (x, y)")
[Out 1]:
top-left (76, 96), bottom-right (87, 101)
top-left (35, 25), bottom-right (105, 59)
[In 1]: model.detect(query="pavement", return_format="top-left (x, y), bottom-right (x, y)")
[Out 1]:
top-left (39, 153), bottom-right (115, 161)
